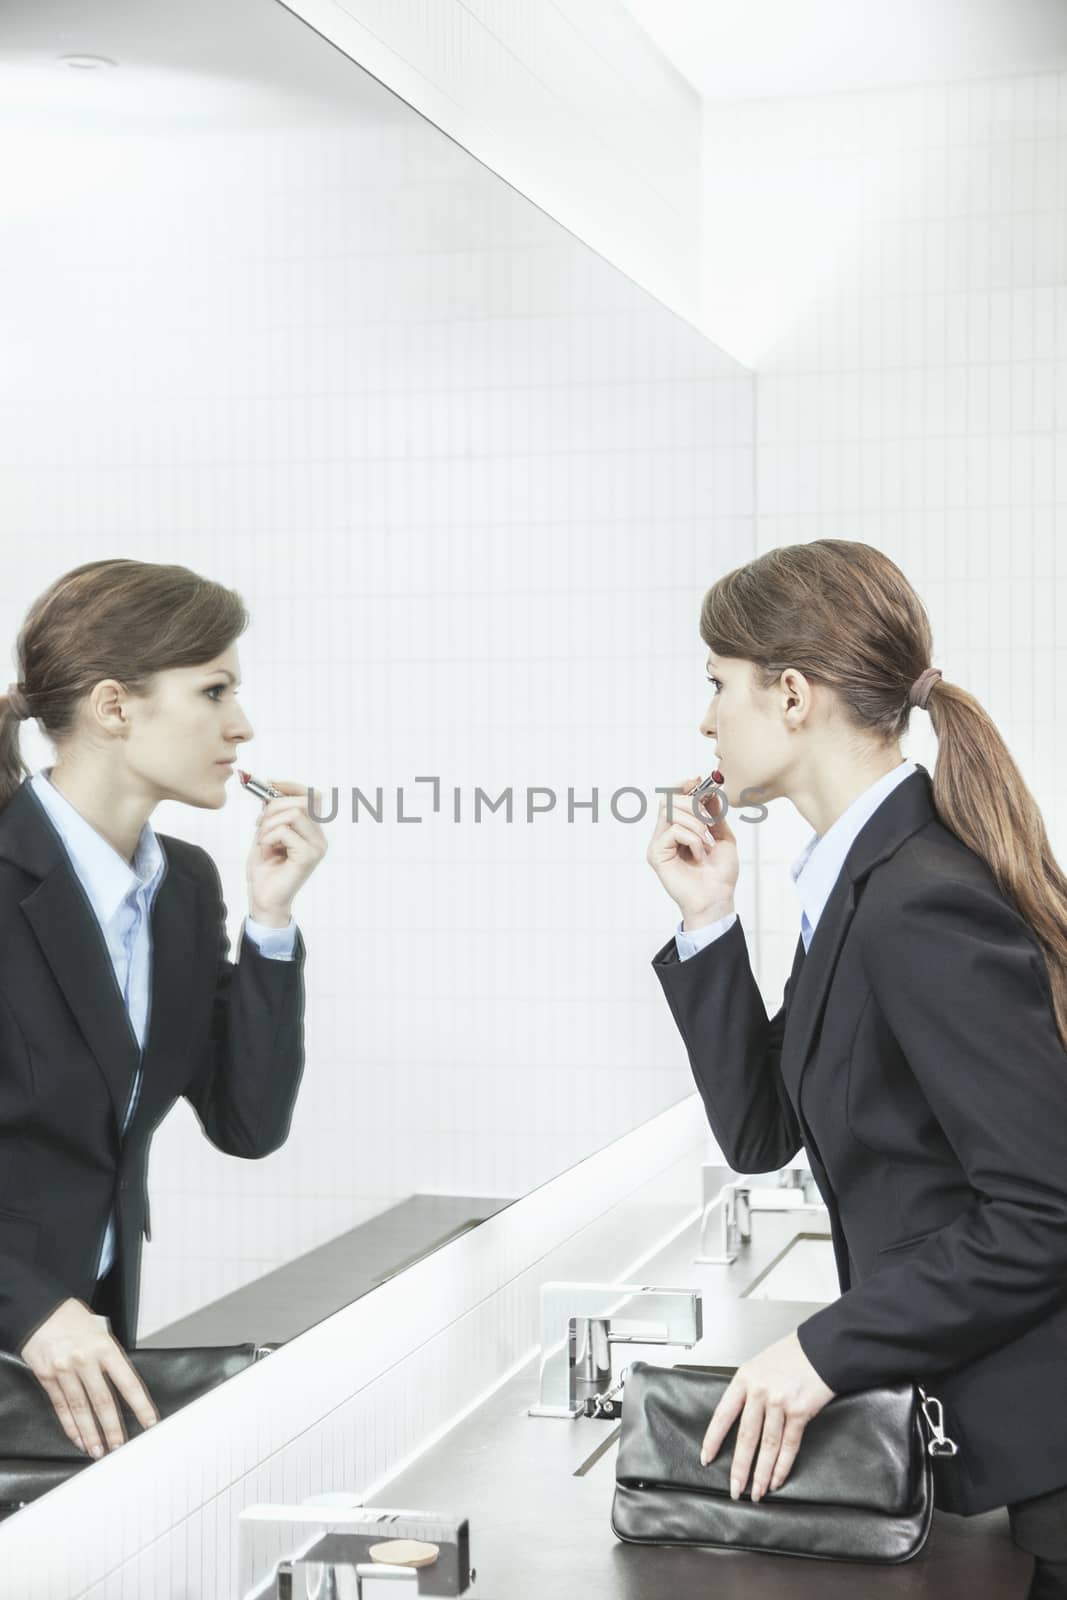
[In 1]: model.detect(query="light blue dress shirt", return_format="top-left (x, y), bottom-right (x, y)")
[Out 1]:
top-left (674, 759), bottom-right (918, 961)
top-left (28, 768), bottom-right (298, 1279)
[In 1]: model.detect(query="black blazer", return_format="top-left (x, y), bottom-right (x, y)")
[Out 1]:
top-left (653, 763), bottom-right (1067, 1517)
top-left (0, 779), bottom-right (307, 1355)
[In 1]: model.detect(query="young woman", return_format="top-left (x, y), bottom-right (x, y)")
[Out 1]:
top-left (0, 558), bottom-right (327, 1466)
top-left (647, 540), bottom-right (1067, 1600)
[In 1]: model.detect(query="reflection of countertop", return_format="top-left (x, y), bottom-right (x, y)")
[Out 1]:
top-left (375, 1207), bottom-right (1032, 1599)
top-left (141, 1195), bottom-right (512, 1346)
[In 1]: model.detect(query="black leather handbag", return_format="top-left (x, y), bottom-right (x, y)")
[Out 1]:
top-left (611, 1362), bottom-right (958, 1564)
top-left (0, 1343), bottom-right (277, 1520)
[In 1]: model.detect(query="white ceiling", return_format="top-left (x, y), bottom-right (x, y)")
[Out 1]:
top-left (11, 0), bottom-right (1065, 136)
top-left (0, 0), bottom-right (408, 131)
top-left (619, 0), bottom-right (1067, 100)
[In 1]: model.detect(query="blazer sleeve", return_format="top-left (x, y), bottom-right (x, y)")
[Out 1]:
top-left (182, 849), bottom-right (307, 1159)
top-left (0, 1256), bottom-right (74, 1355)
top-left (651, 913), bottom-right (803, 1172)
top-left (796, 873), bottom-right (1067, 1394)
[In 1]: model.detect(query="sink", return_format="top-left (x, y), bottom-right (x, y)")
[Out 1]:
top-left (742, 1232), bottom-right (839, 1303)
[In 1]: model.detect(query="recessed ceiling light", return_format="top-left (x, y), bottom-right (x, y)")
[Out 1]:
top-left (57, 54), bottom-right (117, 71)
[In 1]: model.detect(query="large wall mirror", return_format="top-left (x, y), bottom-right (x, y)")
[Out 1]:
top-left (0, 0), bottom-right (752, 1355)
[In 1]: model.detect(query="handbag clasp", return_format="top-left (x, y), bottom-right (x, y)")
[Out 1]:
top-left (918, 1388), bottom-right (959, 1458)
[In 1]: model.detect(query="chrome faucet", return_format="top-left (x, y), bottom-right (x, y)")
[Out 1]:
top-left (528, 1281), bottom-right (702, 1418)
top-left (776, 1163), bottom-right (822, 1201)
top-left (696, 1163), bottom-right (827, 1264)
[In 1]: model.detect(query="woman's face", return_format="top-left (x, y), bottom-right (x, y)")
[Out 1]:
top-left (101, 642), bottom-right (255, 809)
top-left (699, 652), bottom-right (801, 811)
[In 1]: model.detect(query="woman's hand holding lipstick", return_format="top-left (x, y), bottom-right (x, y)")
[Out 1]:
top-left (244, 778), bottom-right (328, 926)
top-left (646, 774), bottom-right (740, 931)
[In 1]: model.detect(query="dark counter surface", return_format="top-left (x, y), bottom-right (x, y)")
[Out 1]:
top-left (375, 1206), bottom-right (1032, 1599)
top-left (142, 1194), bottom-right (512, 1346)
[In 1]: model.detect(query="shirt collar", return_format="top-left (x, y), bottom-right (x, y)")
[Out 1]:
top-left (29, 768), bottom-right (167, 926)
top-left (790, 759), bottom-right (917, 935)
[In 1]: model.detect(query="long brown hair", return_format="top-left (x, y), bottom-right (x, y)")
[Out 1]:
top-left (700, 539), bottom-right (1067, 1049)
top-left (0, 559), bottom-right (249, 809)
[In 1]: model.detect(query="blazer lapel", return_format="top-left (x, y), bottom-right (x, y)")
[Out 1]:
top-left (784, 925), bottom-right (807, 1002)
top-left (779, 871), bottom-right (856, 1105)
top-left (22, 867), bottom-right (142, 1137)
top-left (779, 763), bottom-right (938, 1107)
top-left (0, 780), bottom-right (197, 1143)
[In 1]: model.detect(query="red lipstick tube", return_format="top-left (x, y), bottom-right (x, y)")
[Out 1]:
top-left (690, 770), bottom-right (724, 822)
top-left (238, 769), bottom-right (284, 802)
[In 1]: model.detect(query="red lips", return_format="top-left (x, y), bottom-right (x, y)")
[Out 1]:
top-left (712, 769), bottom-right (724, 784)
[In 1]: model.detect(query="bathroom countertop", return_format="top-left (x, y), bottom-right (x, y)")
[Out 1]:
top-left (141, 1194), bottom-right (513, 1347)
top-left (375, 1206), bottom-right (1032, 1600)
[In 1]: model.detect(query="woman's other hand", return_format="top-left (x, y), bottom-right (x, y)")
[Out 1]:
top-left (700, 1330), bottom-right (836, 1500)
top-left (20, 1297), bottom-right (159, 1457)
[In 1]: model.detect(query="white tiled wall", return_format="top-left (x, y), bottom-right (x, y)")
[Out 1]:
top-left (703, 70), bottom-right (1067, 1005)
top-left (0, 22), bottom-right (752, 1331)
top-left (280, 0), bottom-right (703, 328)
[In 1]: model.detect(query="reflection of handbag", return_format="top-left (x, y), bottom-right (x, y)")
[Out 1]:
top-left (0, 1343), bottom-right (277, 1520)
top-left (612, 1362), bottom-right (958, 1564)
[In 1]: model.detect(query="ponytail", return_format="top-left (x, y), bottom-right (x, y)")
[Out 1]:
top-left (924, 678), bottom-right (1067, 1052)
top-left (0, 686), bottom-right (31, 811)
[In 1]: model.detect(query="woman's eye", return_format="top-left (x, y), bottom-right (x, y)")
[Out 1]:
top-left (205, 685), bottom-right (228, 701)
top-left (706, 676), bottom-right (722, 695)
